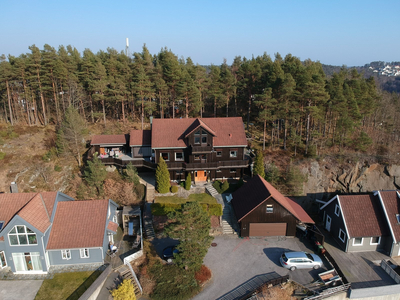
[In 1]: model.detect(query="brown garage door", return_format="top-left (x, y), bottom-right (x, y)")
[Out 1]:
top-left (249, 223), bottom-right (287, 237)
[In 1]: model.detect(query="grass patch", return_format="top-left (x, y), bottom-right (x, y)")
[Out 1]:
top-left (35, 271), bottom-right (96, 300)
top-left (155, 193), bottom-right (217, 204)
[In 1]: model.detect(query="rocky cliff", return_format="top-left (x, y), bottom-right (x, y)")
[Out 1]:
top-left (300, 157), bottom-right (400, 200)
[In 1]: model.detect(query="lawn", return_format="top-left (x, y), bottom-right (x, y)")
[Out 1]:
top-left (35, 271), bottom-right (98, 300)
top-left (155, 193), bottom-right (217, 204)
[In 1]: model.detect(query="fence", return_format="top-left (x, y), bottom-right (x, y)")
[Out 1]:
top-left (304, 283), bottom-right (351, 300)
top-left (126, 261), bottom-right (143, 295)
top-left (323, 250), bottom-right (348, 284)
top-left (381, 259), bottom-right (400, 284)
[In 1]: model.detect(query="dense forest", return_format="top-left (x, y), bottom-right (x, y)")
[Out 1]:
top-left (0, 44), bottom-right (399, 157)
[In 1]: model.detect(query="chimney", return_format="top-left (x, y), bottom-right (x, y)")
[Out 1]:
top-left (150, 116), bottom-right (153, 130)
top-left (10, 182), bottom-right (18, 193)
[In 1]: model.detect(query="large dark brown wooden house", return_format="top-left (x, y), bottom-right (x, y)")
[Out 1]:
top-left (231, 175), bottom-right (314, 237)
top-left (90, 117), bottom-right (249, 183)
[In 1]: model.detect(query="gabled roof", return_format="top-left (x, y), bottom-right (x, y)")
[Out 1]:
top-left (184, 119), bottom-right (216, 138)
top-left (151, 117), bottom-right (247, 148)
top-left (0, 192), bottom-right (57, 232)
top-left (46, 200), bottom-right (109, 250)
top-left (129, 130), bottom-right (151, 146)
top-left (231, 175), bottom-right (314, 224)
top-left (17, 194), bottom-right (51, 233)
top-left (338, 194), bottom-right (389, 238)
top-left (377, 191), bottom-right (400, 243)
top-left (91, 134), bottom-right (127, 146)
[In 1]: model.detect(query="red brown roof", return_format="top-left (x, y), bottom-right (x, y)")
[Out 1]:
top-left (339, 194), bottom-right (389, 238)
top-left (151, 117), bottom-right (247, 148)
top-left (47, 200), bottom-right (109, 250)
top-left (232, 175), bottom-right (314, 224)
top-left (378, 191), bottom-right (400, 242)
top-left (40, 192), bottom-right (58, 218)
top-left (18, 194), bottom-right (51, 233)
top-left (91, 135), bottom-right (127, 146)
top-left (129, 130), bottom-right (151, 146)
top-left (107, 221), bottom-right (118, 232)
top-left (0, 193), bottom-right (42, 228)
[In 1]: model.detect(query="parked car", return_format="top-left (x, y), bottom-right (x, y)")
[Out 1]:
top-left (162, 245), bottom-right (179, 262)
top-left (280, 251), bottom-right (322, 271)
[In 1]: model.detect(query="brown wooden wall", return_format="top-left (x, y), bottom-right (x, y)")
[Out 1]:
top-left (239, 197), bottom-right (297, 237)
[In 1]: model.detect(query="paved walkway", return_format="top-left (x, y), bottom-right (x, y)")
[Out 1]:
top-left (0, 280), bottom-right (43, 300)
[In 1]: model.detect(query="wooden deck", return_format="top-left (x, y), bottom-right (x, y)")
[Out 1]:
top-left (321, 227), bottom-right (395, 289)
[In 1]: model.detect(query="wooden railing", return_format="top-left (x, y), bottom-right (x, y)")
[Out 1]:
top-left (303, 283), bottom-right (351, 300)
top-left (191, 145), bottom-right (213, 153)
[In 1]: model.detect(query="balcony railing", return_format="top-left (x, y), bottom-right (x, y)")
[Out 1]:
top-left (190, 145), bottom-right (213, 153)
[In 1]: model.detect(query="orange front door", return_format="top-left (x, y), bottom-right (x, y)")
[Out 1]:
top-left (195, 170), bottom-right (207, 182)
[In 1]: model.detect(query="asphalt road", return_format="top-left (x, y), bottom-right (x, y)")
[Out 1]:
top-left (192, 235), bottom-right (328, 300)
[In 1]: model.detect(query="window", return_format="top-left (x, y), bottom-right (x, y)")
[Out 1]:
top-left (216, 169), bottom-right (222, 173)
top-left (216, 151), bottom-right (222, 157)
top-left (80, 248), bottom-right (89, 258)
top-left (61, 250), bottom-right (71, 260)
top-left (353, 237), bottom-right (363, 246)
top-left (0, 251), bottom-right (6, 268)
top-left (8, 225), bottom-right (37, 246)
top-left (230, 150), bottom-right (237, 158)
top-left (202, 130), bottom-right (207, 135)
top-left (396, 214), bottom-right (400, 223)
top-left (371, 236), bottom-right (381, 245)
top-left (12, 252), bottom-right (42, 271)
top-left (175, 152), bottom-right (184, 161)
top-left (0, 221), bottom-right (4, 231)
top-left (161, 152), bottom-right (169, 161)
top-left (194, 130), bottom-right (200, 135)
top-left (230, 169), bottom-right (236, 173)
top-left (338, 229), bottom-right (346, 243)
top-left (194, 155), bottom-right (200, 160)
top-left (334, 204), bottom-right (340, 217)
top-left (194, 137), bottom-right (200, 144)
top-left (202, 136), bottom-right (207, 144)
top-left (176, 170), bottom-right (184, 175)
top-left (112, 214), bottom-right (118, 223)
top-left (266, 204), bottom-right (273, 213)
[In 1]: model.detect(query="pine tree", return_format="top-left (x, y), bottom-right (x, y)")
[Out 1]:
top-left (125, 162), bottom-right (140, 185)
top-left (253, 150), bottom-right (265, 178)
top-left (155, 157), bottom-right (170, 193)
top-left (165, 201), bottom-right (213, 272)
top-left (84, 153), bottom-right (107, 196)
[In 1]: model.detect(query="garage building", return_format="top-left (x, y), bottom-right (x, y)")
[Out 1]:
top-left (231, 175), bottom-right (314, 237)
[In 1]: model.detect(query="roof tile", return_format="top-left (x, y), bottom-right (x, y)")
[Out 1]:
top-left (18, 194), bottom-right (51, 233)
top-left (339, 194), bottom-right (389, 238)
top-left (91, 135), bottom-right (127, 146)
top-left (379, 191), bottom-right (400, 242)
top-left (129, 130), bottom-right (151, 146)
top-left (47, 200), bottom-right (109, 249)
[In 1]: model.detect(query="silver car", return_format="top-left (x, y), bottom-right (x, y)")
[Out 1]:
top-left (280, 251), bottom-right (322, 271)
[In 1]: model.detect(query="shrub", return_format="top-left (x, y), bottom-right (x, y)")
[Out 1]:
top-left (54, 165), bottom-right (62, 172)
top-left (212, 180), bottom-right (222, 193)
top-left (171, 185), bottom-right (179, 193)
top-left (155, 157), bottom-right (171, 193)
top-left (111, 279), bottom-right (136, 300)
top-left (185, 173), bottom-right (191, 190)
top-left (208, 203), bottom-right (223, 216)
top-left (0, 152), bottom-right (5, 160)
top-left (221, 180), bottom-right (229, 193)
top-left (195, 265), bottom-right (212, 285)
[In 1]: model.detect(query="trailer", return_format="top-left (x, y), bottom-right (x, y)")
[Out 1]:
top-left (318, 269), bottom-right (342, 286)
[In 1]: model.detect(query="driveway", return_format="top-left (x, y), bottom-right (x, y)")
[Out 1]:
top-left (0, 280), bottom-right (43, 300)
top-left (193, 235), bottom-right (328, 300)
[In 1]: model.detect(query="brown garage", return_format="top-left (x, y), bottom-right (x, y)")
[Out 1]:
top-left (249, 223), bottom-right (287, 236)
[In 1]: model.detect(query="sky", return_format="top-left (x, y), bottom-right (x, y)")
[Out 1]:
top-left (1, 0), bottom-right (399, 67)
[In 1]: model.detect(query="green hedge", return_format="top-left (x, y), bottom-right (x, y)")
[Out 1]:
top-left (212, 180), bottom-right (230, 194)
top-left (151, 203), bottom-right (182, 216)
top-left (151, 202), bottom-right (223, 216)
top-left (170, 186), bottom-right (179, 193)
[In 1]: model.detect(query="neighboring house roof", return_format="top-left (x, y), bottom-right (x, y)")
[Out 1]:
top-left (378, 191), bottom-right (400, 243)
top-left (338, 194), bottom-right (389, 238)
top-left (47, 200), bottom-right (109, 250)
top-left (231, 175), bottom-right (314, 224)
top-left (17, 194), bottom-right (51, 233)
top-left (91, 134), bottom-right (127, 146)
top-left (129, 130), bottom-right (151, 146)
top-left (107, 221), bottom-right (118, 232)
top-left (151, 117), bottom-right (247, 148)
top-left (0, 192), bottom-right (56, 231)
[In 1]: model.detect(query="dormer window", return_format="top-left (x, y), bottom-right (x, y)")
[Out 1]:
top-left (8, 225), bottom-right (37, 246)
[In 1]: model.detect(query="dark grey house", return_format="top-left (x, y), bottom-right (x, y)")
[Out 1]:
top-left (0, 192), bottom-right (118, 274)
top-left (319, 192), bottom-right (399, 256)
